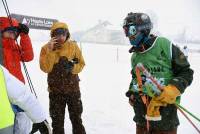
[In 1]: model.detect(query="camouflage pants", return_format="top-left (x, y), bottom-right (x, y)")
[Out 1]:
top-left (49, 91), bottom-right (86, 134)
top-left (136, 125), bottom-right (177, 134)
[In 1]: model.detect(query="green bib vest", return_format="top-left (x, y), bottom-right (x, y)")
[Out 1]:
top-left (0, 67), bottom-right (15, 129)
top-left (130, 37), bottom-right (173, 93)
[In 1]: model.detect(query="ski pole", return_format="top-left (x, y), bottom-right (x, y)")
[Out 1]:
top-left (177, 105), bottom-right (200, 133)
top-left (175, 103), bottom-right (200, 122)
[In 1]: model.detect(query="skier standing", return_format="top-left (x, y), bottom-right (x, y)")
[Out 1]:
top-left (123, 12), bottom-right (193, 134)
top-left (39, 21), bottom-right (86, 134)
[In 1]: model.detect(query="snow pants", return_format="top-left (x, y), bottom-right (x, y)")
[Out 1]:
top-left (136, 125), bottom-right (177, 134)
top-left (49, 91), bottom-right (86, 134)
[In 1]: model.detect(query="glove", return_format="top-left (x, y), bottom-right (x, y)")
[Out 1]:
top-left (126, 90), bottom-right (134, 106)
top-left (59, 57), bottom-right (74, 73)
top-left (154, 85), bottom-right (181, 104)
top-left (18, 23), bottom-right (29, 34)
top-left (30, 120), bottom-right (51, 134)
top-left (146, 97), bottom-right (167, 121)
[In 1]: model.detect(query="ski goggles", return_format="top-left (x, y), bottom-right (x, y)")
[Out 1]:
top-left (51, 28), bottom-right (67, 37)
top-left (123, 25), bottom-right (137, 37)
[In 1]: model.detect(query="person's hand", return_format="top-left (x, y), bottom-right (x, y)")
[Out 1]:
top-left (129, 94), bottom-right (135, 106)
top-left (18, 23), bottom-right (29, 34)
top-left (47, 37), bottom-right (61, 51)
top-left (59, 57), bottom-right (74, 73)
top-left (126, 90), bottom-right (135, 106)
top-left (154, 85), bottom-right (181, 104)
top-left (30, 120), bottom-right (51, 134)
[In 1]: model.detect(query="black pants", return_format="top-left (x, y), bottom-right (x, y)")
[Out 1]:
top-left (136, 125), bottom-right (177, 134)
top-left (49, 91), bottom-right (86, 134)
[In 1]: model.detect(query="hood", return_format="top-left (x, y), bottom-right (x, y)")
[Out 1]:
top-left (0, 17), bottom-right (19, 31)
top-left (50, 22), bottom-right (68, 34)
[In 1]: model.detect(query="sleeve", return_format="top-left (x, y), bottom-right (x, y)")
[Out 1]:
top-left (168, 44), bottom-right (194, 93)
top-left (126, 62), bottom-right (136, 96)
top-left (39, 45), bottom-right (57, 73)
top-left (2, 66), bottom-right (46, 123)
top-left (128, 54), bottom-right (137, 91)
top-left (71, 43), bottom-right (85, 74)
top-left (19, 34), bottom-right (34, 62)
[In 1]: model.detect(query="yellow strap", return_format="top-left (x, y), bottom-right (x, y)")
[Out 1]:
top-left (0, 67), bottom-right (15, 129)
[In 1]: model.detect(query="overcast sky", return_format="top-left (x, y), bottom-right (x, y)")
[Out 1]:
top-left (1, 0), bottom-right (200, 34)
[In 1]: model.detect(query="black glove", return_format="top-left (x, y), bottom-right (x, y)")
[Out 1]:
top-left (18, 23), bottom-right (29, 34)
top-left (30, 120), bottom-right (51, 134)
top-left (59, 57), bottom-right (76, 73)
top-left (126, 90), bottom-right (135, 106)
top-left (63, 60), bottom-right (74, 73)
top-left (125, 90), bottom-right (133, 97)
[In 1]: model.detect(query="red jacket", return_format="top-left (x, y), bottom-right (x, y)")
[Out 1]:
top-left (2, 33), bottom-right (34, 83)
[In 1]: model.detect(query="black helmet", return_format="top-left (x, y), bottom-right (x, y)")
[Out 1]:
top-left (123, 12), bottom-right (153, 36)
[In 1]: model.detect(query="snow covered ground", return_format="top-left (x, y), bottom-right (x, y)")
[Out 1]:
top-left (24, 41), bottom-right (200, 134)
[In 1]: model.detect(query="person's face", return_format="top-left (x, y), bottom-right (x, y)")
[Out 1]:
top-left (52, 28), bottom-right (68, 44)
top-left (124, 24), bottom-right (137, 36)
top-left (2, 30), bottom-right (18, 40)
top-left (123, 25), bottom-right (139, 43)
top-left (55, 34), bottom-right (67, 44)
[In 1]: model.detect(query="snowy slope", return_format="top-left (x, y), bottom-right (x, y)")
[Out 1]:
top-left (23, 40), bottom-right (200, 134)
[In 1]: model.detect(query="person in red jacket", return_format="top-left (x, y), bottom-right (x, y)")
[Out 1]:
top-left (0, 16), bottom-right (34, 134)
top-left (0, 17), bottom-right (34, 82)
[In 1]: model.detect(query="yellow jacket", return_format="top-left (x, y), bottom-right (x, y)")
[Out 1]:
top-left (40, 40), bottom-right (85, 74)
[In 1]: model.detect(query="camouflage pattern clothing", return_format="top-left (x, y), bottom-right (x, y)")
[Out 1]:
top-left (47, 57), bottom-right (86, 134)
top-left (47, 57), bottom-right (80, 94)
top-left (49, 91), bottom-right (86, 134)
top-left (46, 56), bottom-right (86, 134)
top-left (39, 21), bottom-right (86, 134)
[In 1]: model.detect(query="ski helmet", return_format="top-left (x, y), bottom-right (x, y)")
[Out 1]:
top-left (123, 12), bottom-right (153, 47)
top-left (123, 12), bottom-right (152, 37)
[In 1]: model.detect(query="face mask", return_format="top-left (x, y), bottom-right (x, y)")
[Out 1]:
top-left (124, 25), bottom-right (143, 47)
top-left (129, 32), bottom-right (145, 47)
